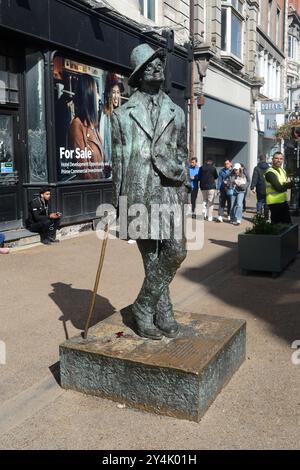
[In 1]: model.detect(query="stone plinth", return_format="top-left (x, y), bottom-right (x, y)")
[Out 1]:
top-left (60, 311), bottom-right (246, 422)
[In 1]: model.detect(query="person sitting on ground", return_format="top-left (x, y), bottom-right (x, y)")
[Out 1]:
top-left (0, 232), bottom-right (9, 254)
top-left (26, 187), bottom-right (62, 245)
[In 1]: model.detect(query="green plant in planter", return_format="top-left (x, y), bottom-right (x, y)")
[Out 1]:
top-left (245, 214), bottom-right (290, 235)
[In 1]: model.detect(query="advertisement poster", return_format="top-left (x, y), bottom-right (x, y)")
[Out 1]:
top-left (53, 56), bottom-right (130, 181)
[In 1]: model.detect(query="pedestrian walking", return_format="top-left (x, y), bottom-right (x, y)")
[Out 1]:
top-left (189, 157), bottom-right (199, 217)
top-left (227, 163), bottom-right (247, 225)
top-left (216, 159), bottom-right (232, 222)
top-left (241, 163), bottom-right (250, 212)
top-left (250, 155), bottom-right (270, 216)
top-left (199, 158), bottom-right (218, 221)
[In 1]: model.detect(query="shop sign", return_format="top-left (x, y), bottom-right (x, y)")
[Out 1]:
top-left (261, 101), bottom-right (285, 115)
top-left (264, 114), bottom-right (278, 139)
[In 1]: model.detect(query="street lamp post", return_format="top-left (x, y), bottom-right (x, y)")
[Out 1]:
top-left (288, 103), bottom-right (300, 215)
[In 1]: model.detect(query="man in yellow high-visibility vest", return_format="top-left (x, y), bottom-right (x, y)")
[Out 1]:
top-left (264, 152), bottom-right (293, 224)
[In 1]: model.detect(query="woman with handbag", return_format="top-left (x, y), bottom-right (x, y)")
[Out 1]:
top-left (227, 163), bottom-right (247, 225)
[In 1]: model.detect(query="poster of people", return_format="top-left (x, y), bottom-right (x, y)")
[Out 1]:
top-left (53, 56), bottom-right (129, 181)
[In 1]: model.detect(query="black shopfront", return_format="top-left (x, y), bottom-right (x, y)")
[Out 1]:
top-left (0, 0), bottom-right (188, 232)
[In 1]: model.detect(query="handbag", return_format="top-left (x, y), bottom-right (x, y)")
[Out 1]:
top-left (235, 176), bottom-right (246, 192)
top-left (226, 187), bottom-right (234, 196)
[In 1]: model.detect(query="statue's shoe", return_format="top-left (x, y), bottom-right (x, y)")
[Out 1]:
top-left (156, 319), bottom-right (179, 338)
top-left (135, 324), bottom-right (163, 340)
top-left (132, 301), bottom-right (163, 340)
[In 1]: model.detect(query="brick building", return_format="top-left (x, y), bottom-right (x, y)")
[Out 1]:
top-left (256, 0), bottom-right (287, 160)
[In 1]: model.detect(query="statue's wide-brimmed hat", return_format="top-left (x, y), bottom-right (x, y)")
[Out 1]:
top-left (128, 43), bottom-right (165, 87)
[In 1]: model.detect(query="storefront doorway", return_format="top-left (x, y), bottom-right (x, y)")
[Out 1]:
top-left (0, 109), bottom-right (22, 231)
top-left (203, 137), bottom-right (247, 170)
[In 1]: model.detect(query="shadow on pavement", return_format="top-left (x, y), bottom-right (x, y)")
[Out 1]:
top-left (49, 282), bottom-right (116, 339)
top-left (49, 362), bottom-right (60, 386)
top-left (208, 238), bottom-right (237, 249)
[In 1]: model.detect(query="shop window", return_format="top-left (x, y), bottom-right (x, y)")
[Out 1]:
top-left (0, 55), bottom-right (19, 105)
top-left (0, 115), bottom-right (15, 186)
top-left (203, 141), bottom-right (227, 169)
top-left (139, 0), bottom-right (156, 22)
top-left (25, 50), bottom-right (48, 183)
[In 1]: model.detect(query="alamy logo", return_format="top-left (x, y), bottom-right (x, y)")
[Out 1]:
top-left (0, 340), bottom-right (6, 365)
top-left (291, 340), bottom-right (300, 365)
top-left (95, 197), bottom-right (205, 251)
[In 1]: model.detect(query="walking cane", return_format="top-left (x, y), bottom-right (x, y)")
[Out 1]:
top-left (83, 222), bottom-right (109, 339)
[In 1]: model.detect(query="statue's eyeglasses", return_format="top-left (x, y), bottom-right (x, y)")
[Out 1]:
top-left (145, 59), bottom-right (164, 72)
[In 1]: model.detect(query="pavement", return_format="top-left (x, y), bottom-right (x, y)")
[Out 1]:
top-left (0, 195), bottom-right (300, 450)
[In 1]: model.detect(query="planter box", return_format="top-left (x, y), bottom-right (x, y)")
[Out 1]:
top-left (238, 224), bottom-right (298, 276)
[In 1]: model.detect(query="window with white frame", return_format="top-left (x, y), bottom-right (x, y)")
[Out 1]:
top-left (139, 0), bottom-right (156, 21)
top-left (202, 0), bottom-right (207, 41)
top-left (221, 1), bottom-right (244, 60)
top-left (268, 0), bottom-right (272, 37)
top-left (288, 35), bottom-right (297, 59)
top-left (287, 75), bottom-right (296, 110)
top-left (222, 0), bottom-right (243, 12)
top-left (232, 0), bottom-right (243, 14)
top-left (276, 8), bottom-right (281, 46)
top-left (257, 0), bottom-right (261, 26)
top-left (276, 65), bottom-right (280, 98)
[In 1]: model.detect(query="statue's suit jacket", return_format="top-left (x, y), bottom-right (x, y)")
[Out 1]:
top-left (111, 89), bottom-right (190, 239)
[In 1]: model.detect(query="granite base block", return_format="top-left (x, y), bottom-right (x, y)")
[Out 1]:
top-left (60, 311), bottom-right (246, 422)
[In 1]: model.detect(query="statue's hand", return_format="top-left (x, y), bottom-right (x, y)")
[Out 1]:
top-left (152, 153), bottom-right (187, 183)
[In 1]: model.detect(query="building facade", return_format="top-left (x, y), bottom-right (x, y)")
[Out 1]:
top-left (1, 0), bottom-right (296, 233)
top-left (108, 1), bottom-right (266, 175)
top-left (192, 1), bottom-right (263, 176)
top-left (255, 0), bottom-right (287, 161)
top-left (0, 0), bottom-right (189, 232)
top-left (286, 0), bottom-right (300, 111)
